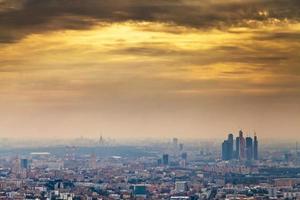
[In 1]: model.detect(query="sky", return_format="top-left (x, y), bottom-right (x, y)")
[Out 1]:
top-left (0, 0), bottom-right (299, 140)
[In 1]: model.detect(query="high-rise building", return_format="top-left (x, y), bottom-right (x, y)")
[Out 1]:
top-left (172, 138), bottom-right (179, 157)
top-left (221, 134), bottom-right (234, 161)
top-left (254, 134), bottom-right (259, 160)
top-left (20, 159), bottom-right (29, 169)
top-left (173, 138), bottom-right (178, 148)
top-left (222, 131), bottom-right (259, 162)
top-left (181, 152), bottom-right (188, 160)
top-left (222, 131), bottom-right (259, 161)
top-left (228, 134), bottom-right (234, 159)
top-left (222, 140), bottom-right (230, 160)
top-left (180, 152), bottom-right (188, 168)
top-left (239, 130), bottom-right (246, 160)
top-left (163, 154), bottom-right (169, 165)
top-left (157, 158), bottom-right (162, 166)
top-left (236, 136), bottom-right (240, 159)
top-left (179, 143), bottom-right (184, 151)
top-left (246, 137), bottom-right (253, 161)
top-left (98, 135), bottom-right (104, 145)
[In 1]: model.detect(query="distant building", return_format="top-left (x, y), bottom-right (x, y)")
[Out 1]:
top-left (236, 136), bottom-right (240, 159)
top-left (11, 156), bottom-right (21, 175)
top-left (89, 153), bottom-right (97, 169)
top-left (157, 158), bottom-right (162, 166)
top-left (170, 196), bottom-right (190, 200)
top-left (246, 137), bottom-right (253, 161)
top-left (228, 134), bottom-right (234, 159)
top-left (222, 134), bottom-right (234, 160)
top-left (239, 130), bottom-right (246, 160)
top-left (175, 181), bottom-right (188, 193)
top-left (98, 135), bottom-right (104, 145)
top-left (162, 154), bottom-right (169, 165)
top-left (274, 178), bottom-right (300, 187)
top-left (268, 187), bottom-right (278, 198)
top-left (179, 143), bottom-right (184, 151)
top-left (181, 152), bottom-right (187, 160)
top-left (20, 159), bottom-right (29, 169)
top-left (221, 130), bottom-right (259, 161)
top-left (180, 152), bottom-right (188, 168)
top-left (173, 138), bottom-right (178, 149)
top-left (254, 134), bottom-right (259, 160)
top-left (222, 140), bottom-right (230, 160)
top-left (173, 138), bottom-right (179, 157)
top-left (133, 184), bottom-right (147, 198)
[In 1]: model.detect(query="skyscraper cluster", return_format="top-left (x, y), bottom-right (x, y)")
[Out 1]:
top-left (222, 130), bottom-right (258, 161)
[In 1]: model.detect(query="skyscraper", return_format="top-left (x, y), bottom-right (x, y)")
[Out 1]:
top-left (162, 154), bottom-right (169, 165)
top-left (173, 138), bottom-right (178, 149)
top-left (236, 136), bottom-right (240, 159)
top-left (181, 152), bottom-right (187, 160)
top-left (254, 134), bottom-right (259, 160)
top-left (20, 159), bottom-right (29, 170)
top-left (239, 130), bottom-right (246, 160)
top-left (172, 138), bottom-right (179, 157)
top-left (246, 137), bottom-right (253, 161)
top-left (228, 134), bottom-right (234, 160)
top-left (222, 131), bottom-right (259, 162)
top-left (179, 143), bottom-right (184, 151)
top-left (222, 140), bottom-right (230, 160)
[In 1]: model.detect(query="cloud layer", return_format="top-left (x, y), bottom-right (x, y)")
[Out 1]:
top-left (0, 0), bottom-right (299, 139)
top-left (1, 0), bottom-right (300, 42)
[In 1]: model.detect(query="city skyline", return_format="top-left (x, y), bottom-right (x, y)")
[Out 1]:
top-left (1, 1), bottom-right (300, 200)
top-left (222, 130), bottom-right (259, 162)
top-left (0, 0), bottom-right (299, 139)
top-left (0, 133), bottom-right (299, 200)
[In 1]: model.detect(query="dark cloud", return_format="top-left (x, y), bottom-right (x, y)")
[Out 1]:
top-left (254, 32), bottom-right (300, 41)
top-left (110, 43), bottom-right (291, 70)
top-left (112, 46), bottom-right (182, 57)
top-left (0, 0), bottom-right (300, 43)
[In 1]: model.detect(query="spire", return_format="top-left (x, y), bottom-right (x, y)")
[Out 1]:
top-left (99, 133), bottom-right (104, 145)
top-left (254, 130), bottom-right (257, 140)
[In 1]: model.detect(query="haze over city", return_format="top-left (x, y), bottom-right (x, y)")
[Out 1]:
top-left (0, 0), bottom-right (299, 139)
top-left (2, 1), bottom-right (300, 200)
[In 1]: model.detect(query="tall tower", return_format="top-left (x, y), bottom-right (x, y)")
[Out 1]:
top-left (172, 138), bottom-right (179, 157)
top-left (228, 134), bottom-right (234, 160)
top-left (239, 130), bottom-right (246, 160)
top-left (254, 133), bottom-right (258, 160)
top-left (296, 142), bottom-right (300, 166)
top-left (246, 137), bottom-right (253, 161)
top-left (99, 135), bottom-right (104, 145)
top-left (222, 140), bottom-right (229, 160)
top-left (236, 136), bottom-right (240, 159)
top-left (173, 138), bottom-right (178, 149)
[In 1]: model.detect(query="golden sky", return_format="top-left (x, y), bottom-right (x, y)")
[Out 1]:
top-left (0, 0), bottom-right (299, 139)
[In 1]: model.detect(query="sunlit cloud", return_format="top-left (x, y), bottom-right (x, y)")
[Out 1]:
top-left (1, 21), bottom-right (300, 101)
top-left (0, 0), bottom-right (299, 138)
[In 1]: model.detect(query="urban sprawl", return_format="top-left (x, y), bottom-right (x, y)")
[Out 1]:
top-left (0, 131), bottom-right (300, 199)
